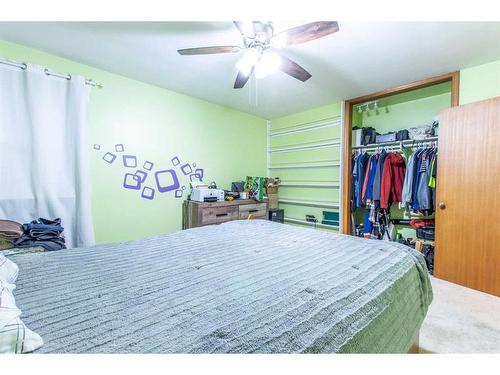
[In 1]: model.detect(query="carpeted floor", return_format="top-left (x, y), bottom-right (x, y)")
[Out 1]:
top-left (419, 276), bottom-right (500, 353)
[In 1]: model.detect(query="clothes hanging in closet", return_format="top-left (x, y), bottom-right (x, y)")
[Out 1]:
top-left (380, 152), bottom-right (406, 209)
top-left (351, 152), bottom-right (369, 209)
top-left (351, 149), bottom-right (407, 239)
top-left (352, 150), bottom-right (406, 210)
top-left (351, 143), bottom-right (438, 240)
top-left (401, 146), bottom-right (438, 215)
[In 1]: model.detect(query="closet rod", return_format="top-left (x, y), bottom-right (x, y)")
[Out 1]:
top-left (0, 58), bottom-right (103, 89)
top-left (351, 136), bottom-right (438, 150)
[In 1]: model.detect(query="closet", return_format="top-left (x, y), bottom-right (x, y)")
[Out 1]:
top-left (342, 73), bottom-right (500, 297)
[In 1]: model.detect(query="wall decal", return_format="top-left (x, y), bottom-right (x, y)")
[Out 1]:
top-left (189, 173), bottom-right (202, 182)
top-left (141, 187), bottom-right (155, 200)
top-left (171, 156), bottom-right (180, 166)
top-left (181, 163), bottom-right (193, 175)
top-left (103, 152), bottom-right (116, 163)
top-left (155, 169), bottom-right (180, 193)
top-left (123, 173), bottom-right (142, 190)
top-left (135, 170), bottom-right (148, 183)
top-left (195, 168), bottom-right (204, 179)
top-left (123, 155), bottom-right (137, 168)
top-left (143, 161), bottom-right (154, 171)
top-left (94, 143), bottom-right (203, 201)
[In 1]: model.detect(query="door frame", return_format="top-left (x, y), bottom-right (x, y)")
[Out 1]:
top-left (340, 71), bottom-right (460, 234)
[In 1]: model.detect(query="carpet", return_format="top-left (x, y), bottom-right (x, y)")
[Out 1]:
top-left (419, 276), bottom-right (500, 353)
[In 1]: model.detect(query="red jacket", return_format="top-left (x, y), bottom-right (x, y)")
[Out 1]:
top-left (380, 153), bottom-right (406, 209)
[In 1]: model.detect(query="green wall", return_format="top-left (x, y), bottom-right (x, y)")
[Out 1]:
top-left (0, 39), bottom-right (267, 244)
top-left (269, 102), bottom-right (342, 231)
top-left (357, 83), bottom-right (452, 133)
top-left (460, 60), bottom-right (500, 105)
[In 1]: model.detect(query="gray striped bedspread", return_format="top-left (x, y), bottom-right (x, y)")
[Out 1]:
top-left (9, 220), bottom-right (432, 353)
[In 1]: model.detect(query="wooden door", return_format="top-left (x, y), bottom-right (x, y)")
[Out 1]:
top-left (434, 97), bottom-right (500, 296)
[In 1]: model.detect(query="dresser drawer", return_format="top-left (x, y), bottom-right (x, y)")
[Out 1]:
top-left (238, 203), bottom-right (267, 219)
top-left (201, 206), bottom-right (239, 225)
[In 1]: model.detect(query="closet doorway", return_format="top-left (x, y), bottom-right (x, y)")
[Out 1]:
top-left (341, 71), bottom-right (460, 234)
top-left (341, 71), bottom-right (471, 290)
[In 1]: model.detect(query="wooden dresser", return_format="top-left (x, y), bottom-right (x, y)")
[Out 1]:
top-left (182, 199), bottom-right (268, 229)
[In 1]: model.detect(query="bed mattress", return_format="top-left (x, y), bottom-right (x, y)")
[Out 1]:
top-left (9, 220), bottom-right (432, 353)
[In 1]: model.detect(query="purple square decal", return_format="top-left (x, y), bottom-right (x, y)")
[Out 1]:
top-left (181, 163), bottom-right (192, 175)
top-left (123, 155), bottom-right (137, 168)
top-left (171, 156), bottom-right (180, 166)
top-left (143, 161), bottom-right (154, 171)
top-left (123, 173), bottom-right (141, 190)
top-left (175, 189), bottom-right (183, 198)
top-left (141, 187), bottom-right (155, 200)
top-left (135, 170), bottom-right (147, 183)
top-left (195, 168), bottom-right (204, 179)
top-left (115, 144), bottom-right (124, 152)
top-left (103, 152), bottom-right (116, 164)
top-left (189, 173), bottom-right (202, 182)
top-left (93, 144), bottom-right (101, 150)
top-left (155, 169), bottom-right (180, 193)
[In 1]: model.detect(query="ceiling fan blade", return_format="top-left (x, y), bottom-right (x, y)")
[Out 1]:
top-left (273, 21), bottom-right (339, 47)
top-left (278, 55), bottom-right (312, 82)
top-left (233, 21), bottom-right (255, 38)
top-left (234, 69), bottom-right (253, 89)
top-left (177, 46), bottom-right (241, 55)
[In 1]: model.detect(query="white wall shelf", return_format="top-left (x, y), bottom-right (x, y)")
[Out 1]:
top-left (284, 217), bottom-right (339, 230)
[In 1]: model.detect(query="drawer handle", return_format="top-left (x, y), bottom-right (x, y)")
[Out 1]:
top-left (216, 213), bottom-right (228, 217)
top-left (248, 209), bottom-right (258, 213)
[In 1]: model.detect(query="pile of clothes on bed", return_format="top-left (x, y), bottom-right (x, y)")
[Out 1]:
top-left (0, 220), bottom-right (23, 250)
top-left (0, 218), bottom-right (66, 251)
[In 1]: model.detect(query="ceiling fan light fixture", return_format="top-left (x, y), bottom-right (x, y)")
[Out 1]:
top-left (236, 48), bottom-right (260, 76)
top-left (270, 33), bottom-right (288, 49)
top-left (238, 21), bottom-right (255, 37)
top-left (254, 51), bottom-right (281, 79)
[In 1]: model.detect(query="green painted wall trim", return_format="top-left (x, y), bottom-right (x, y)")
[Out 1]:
top-left (0, 39), bottom-right (267, 244)
top-left (459, 60), bottom-right (500, 105)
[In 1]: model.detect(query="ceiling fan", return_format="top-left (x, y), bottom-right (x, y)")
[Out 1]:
top-left (177, 21), bottom-right (339, 89)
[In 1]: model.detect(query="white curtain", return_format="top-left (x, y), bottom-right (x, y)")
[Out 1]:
top-left (0, 61), bottom-right (95, 248)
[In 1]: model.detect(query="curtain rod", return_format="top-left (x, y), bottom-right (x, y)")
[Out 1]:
top-left (0, 57), bottom-right (103, 89)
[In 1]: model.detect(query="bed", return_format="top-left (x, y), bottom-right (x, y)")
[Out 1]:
top-left (8, 220), bottom-right (432, 353)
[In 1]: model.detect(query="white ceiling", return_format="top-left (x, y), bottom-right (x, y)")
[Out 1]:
top-left (0, 22), bottom-right (499, 118)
